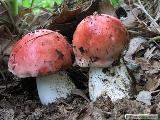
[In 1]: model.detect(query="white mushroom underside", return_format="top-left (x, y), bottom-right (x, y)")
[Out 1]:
top-left (89, 61), bottom-right (132, 102)
top-left (36, 71), bottom-right (75, 105)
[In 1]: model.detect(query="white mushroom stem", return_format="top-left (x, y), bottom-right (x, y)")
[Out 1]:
top-left (89, 61), bottom-right (133, 102)
top-left (36, 71), bottom-right (75, 105)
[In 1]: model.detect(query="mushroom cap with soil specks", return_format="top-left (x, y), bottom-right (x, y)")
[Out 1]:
top-left (8, 29), bottom-right (73, 78)
top-left (73, 14), bottom-right (129, 67)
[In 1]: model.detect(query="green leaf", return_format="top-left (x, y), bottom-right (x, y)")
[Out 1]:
top-left (18, 0), bottom-right (63, 14)
top-left (55, 0), bottom-right (63, 5)
top-left (10, 0), bottom-right (19, 16)
top-left (110, 0), bottom-right (120, 7)
top-left (22, 0), bottom-right (32, 7)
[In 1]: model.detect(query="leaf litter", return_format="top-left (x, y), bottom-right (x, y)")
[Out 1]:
top-left (0, 0), bottom-right (160, 119)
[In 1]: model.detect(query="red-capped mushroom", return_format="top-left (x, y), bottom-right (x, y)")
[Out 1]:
top-left (73, 14), bottom-right (130, 102)
top-left (8, 29), bottom-right (75, 105)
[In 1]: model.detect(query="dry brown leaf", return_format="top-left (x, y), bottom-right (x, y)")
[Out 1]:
top-left (122, 8), bottom-right (141, 28)
top-left (135, 58), bottom-right (151, 71)
top-left (99, 0), bottom-right (116, 16)
top-left (146, 61), bottom-right (160, 75)
top-left (135, 57), bottom-right (160, 91)
top-left (124, 37), bottom-right (146, 64)
top-left (52, 4), bottom-right (81, 24)
top-left (19, 8), bottom-right (32, 17)
top-left (136, 58), bottom-right (160, 74)
top-left (78, 0), bottom-right (99, 19)
top-left (48, 0), bottom-right (99, 39)
top-left (145, 77), bottom-right (160, 91)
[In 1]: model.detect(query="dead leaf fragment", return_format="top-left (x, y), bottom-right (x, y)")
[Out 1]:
top-left (122, 8), bottom-right (141, 28)
top-left (99, 0), bottom-right (116, 17)
top-left (48, 0), bottom-right (99, 39)
top-left (136, 90), bottom-right (151, 105)
top-left (124, 37), bottom-right (146, 65)
top-left (136, 58), bottom-right (160, 75)
top-left (145, 77), bottom-right (160, 91)
top-left (52, 4), bottom-right (81, 24)
top-left (19, 8), bottom-right (32, 17)
top-left (124, 37), bottom-right (147, 77)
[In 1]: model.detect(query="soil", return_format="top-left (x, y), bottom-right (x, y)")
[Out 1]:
top-left (0, 0), bottom-right (160, 120)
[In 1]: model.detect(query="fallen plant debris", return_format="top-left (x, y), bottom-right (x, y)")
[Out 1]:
top-left (0, 0), bottom-right (159, 119)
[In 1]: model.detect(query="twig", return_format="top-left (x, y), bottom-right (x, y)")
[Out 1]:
top-left (28, 14), bottom-right (39, 29)
top-left (0, 0), bottom-right (19, 34)
top-left (0, 10), bottom-right (7, 15)
top-left (149, 36), bottom-right (160, 48)
top-left (149, 36), bottom-right (160, 42)
top-left (151, 89), bottom-right (160, 94)
top-left (136, 0), bottom-right (160, 33)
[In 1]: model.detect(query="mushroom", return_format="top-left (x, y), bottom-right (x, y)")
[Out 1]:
top-left (8, 29), bottom-right (75, 105)
top-left (73, 14), bottom-right (130, 102)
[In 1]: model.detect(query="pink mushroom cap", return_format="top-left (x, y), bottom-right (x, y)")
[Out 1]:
top-left (8, 29), bottom-right (73, 78)
top-left (73, 14), bottom-right (129, 67)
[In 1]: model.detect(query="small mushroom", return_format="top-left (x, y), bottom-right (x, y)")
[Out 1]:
top-left (73, 14), bottom-right (130, 102)
top-left (8, 29), bottom-right (75, 105)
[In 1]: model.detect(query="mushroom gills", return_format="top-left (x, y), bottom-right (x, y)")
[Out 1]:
top-left (89, 60), bottom-right (133, 102)
top-left (36, 71), bottom-right (75, 105)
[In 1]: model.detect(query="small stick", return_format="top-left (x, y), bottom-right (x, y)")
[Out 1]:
top-left (136, 0), bottom-right (160, 33)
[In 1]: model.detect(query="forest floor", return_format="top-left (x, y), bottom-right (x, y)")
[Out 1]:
top-left (0, 0), bottom-right (160, 119)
